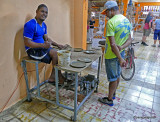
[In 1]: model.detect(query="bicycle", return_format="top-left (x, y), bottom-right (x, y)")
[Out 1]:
top-left (121, 41), bottom-right (139, 81)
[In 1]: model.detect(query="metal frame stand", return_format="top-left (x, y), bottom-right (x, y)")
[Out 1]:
top-left (54, 56), bottom-right (101, 121)
top-left (21, 58), bottom-right (56, 105)
top-left (21, 56), bottom-right (101, 121)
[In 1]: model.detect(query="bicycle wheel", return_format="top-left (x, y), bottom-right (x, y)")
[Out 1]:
top-left (131, 48), bottom-right (135, 58)
top-left (121, 55), bottom-right (135, 81)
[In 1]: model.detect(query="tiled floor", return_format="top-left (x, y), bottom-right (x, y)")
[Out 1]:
top-left (1, 32), bottom-right (160, 122)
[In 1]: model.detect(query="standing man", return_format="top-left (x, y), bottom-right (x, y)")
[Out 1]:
top-left (98, 1), bottom-right (132, 106)
top-left (89, 17), bottom-right (95, 40)
top-left (23, 4), bottom-right (65, 84)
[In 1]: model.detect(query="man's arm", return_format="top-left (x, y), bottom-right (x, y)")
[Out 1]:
top-left (149, 20), bottom-right (152, 29)
top-left (108, 36), bottom-right (126, 67)
top-left (43, 34), bottom-right (64, 49)
top-left (24, 37), bottom-right (50, 49)
top-left (152, 21), bottom-right (155, 30)
top-left (117, 34), bottom-right (132, 51)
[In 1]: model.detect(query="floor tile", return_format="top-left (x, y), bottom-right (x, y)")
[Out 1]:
top-left (125, 89), bottom-right (140, 97)
top-left (152, 102), bottom-right (160, 112)
top-left (124, 94), bottom-right (139, 103)
top-left (137, 98), bottom-right (153, 109)
top-left (141, 87), bottom-right (155, 96)
top-left (8, 117), bottom-right (21, 122)
top-left (133, 105), bottom-right (152, 122)
top-left (31, 115), bottom-right (50, 122)
top-left (155, 85), bottom-right (160, 92)
top-left (156, 80), bottom-right (160, 85)
top-left (151, 109), bottom-right (160, 122)
top-left (51, 116), bottom-right (71, 122)
top-left (96, 108), bottom-right (116, 121)
top-left (137, 70), bottom-right (148, 76)
top-left (85, 100), bottom-right (103, 110)
top-left (132, 74), bottom-right (146, 83)
top-left (143, 83), bottom-right (155, 90)
top-left (83, 107), bottom-right (99, 116)
top-left (154, 91), bottom-right (160, 97)
top-left (119, 82), bottom-right (130, 88)
top-left (120, 99), bottom-right (138, 111)
top-left (139, 93), bottom-right (154, 102)
top-left (115, 106), bottom-right (134, 120)
top-left (39, 108), bottom-right (56, 121)
top-left (147, 71), bottom-right (158, 77)
top-left (117, 86), bottom-right (128, 93)
top-left (0, 114), bottom-right (14, 121)
top-left (153, 96), bottom-right (160, 104)
top-left (131, 79), bottom-right (145, 86)
top-left (145, 75), bottom-right (157, 83)
top-left (91, 117), bottom-right (105, 122)
top-left (12, 105), bottom-right (27, 116)
top-left (129, 84), bottom-right (142, 91)
top-left (29, 101), bottom-right (47, 114)
top-left (76, 111), bottom-right (94, 122)
top-left (17, 110), bottom-right (37, 121)
top-left (115, 91), bottom-right (125, 99)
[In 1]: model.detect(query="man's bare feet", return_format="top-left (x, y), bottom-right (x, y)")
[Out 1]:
top-left (77, 94), bottom-right (85, 102)
top-left (48, 74), bottom-right (65, 84)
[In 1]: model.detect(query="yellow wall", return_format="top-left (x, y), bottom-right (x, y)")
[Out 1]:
top-left (0, 0), bottom-right (87, 111)
top-left (82, 0), bottom-right (88, 49)
top-left (74, 0), bottom-right (88, 49)
top-left (123, 0), bottom-right (129, 16)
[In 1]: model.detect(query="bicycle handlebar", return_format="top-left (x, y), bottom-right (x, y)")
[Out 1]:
top-left (131, 42), bottom-right (139, 46)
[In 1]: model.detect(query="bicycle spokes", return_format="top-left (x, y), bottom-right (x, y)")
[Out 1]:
top-left (121, 56), bottom-right (135, 81)
top-left (120, 42), bottom-right (138, 81)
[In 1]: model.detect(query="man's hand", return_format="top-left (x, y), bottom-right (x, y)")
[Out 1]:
top-left (57, 44), bottom-right (64, 49)
top-left (43, 41), bottom-right (51, 49)
top-left (117, 45), bottom-right (122, 51)
top-left (119, 58), bottom-right (126, 67)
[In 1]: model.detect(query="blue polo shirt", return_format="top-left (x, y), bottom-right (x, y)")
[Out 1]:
top-left (23, 19), bottom-right (47, 50)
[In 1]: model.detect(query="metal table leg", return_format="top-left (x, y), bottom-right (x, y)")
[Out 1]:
top-left (21, 60), bottom-right (32, 102)
top-left (73, 72), bottom-right (78, 121)
top-left (96, 56), bottom-right (101, 92)
top-left (35, 62), bottom-right (40, 97)
top-left (55, 67), bottom-right (59, 104)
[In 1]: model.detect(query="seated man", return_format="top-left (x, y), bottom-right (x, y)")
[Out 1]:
top-left (23, 4), bottom-right (65, 84)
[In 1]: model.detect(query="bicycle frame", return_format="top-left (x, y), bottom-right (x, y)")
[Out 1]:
top-left (126, 41), bottom-right (138, 60)
top-left (124, 47), bottom-right (134, 69)
top-left (121, 41), bottom-right (139, 81)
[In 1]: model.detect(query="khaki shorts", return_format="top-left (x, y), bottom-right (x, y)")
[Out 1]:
top-left (143, 29), bottom-right (151, 37)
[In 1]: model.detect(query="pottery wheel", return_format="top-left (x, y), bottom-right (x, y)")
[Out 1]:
top-left (77, 58), bottom-right (92, 63)
top-left (70, 61), bottom-right (86, 68)
top-left (83, 50), bottom-right (95, 54)
top-left (73, 48), bottom-right (83, 52)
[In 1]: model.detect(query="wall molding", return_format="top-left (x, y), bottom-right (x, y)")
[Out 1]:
top-left (137, 0), bottom-right (160, 2)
